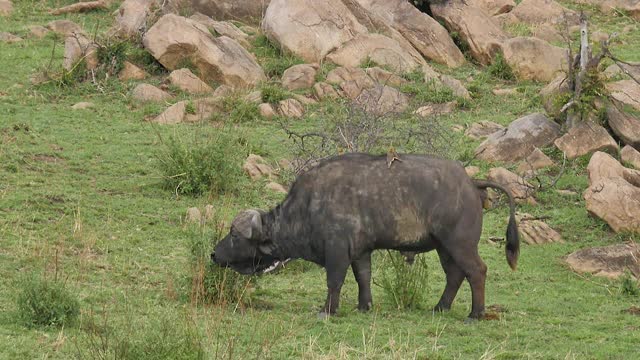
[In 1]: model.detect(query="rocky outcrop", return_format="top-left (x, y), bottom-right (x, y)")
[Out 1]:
top-left (153, 101), bottom-right (186, 124)
top-left (355, 85), bottom-right (409, 115)
top-left (132, 83), bottom-right (172, 102)
top-left (475, 113), bottom-right (561, 163)
top-left (189, 13), bottom-right (251, 49)
top-left (606, 80), bottom-right (640, 112)
top-left (575, 0), bottom-right (640, 21)
top-left (583, 152), bottom-right (640, 233)
top-left (516, 213), bottom-right (563, 244)
top-left (243, 154), bottom-right (275, 180)
top-left (487, 167), bottom-right (537, 204)
top-left (465, 121), bottom-right (505, 140)
top-left (500, 37), bottom-right (567, 82)
top-left (566, 243), bottom-right (640, 279)
top-left (114, 0), bottom-right (155, 36)
top-left (516, 148), bottom-right (554, 175)
top-left (262, 0), bottom-right (367, 63)
top-left (622, 145), bottom-right (640, 169)
top-left (356, 0), bottom-right (465, 67)
top-left (540, 74), bottom-right (570, 117)
top-left (314, 82), bottom-right (341, 100)
top-left (431, 0), bottom-right (508, 65)
top-left (366, 67), bottom-right (407, 87)
top-left (143, 14), bottom-right (265, 88)
top-left (277, 99), bottom-right (305, 118)
top-left (326, 67), bottom-right (376, 99)
top-left (119, 61), bottom-right (148, 81)
top-left (467, 0), bottom-right (516, 15)
top-left (191, 0), bottom-right (271, 23)
top-left (509, 0), bottom-right (578, 25)
top-left (63, 34), bottom-right (98, 70)
top-left (554, 122), bottom-right (618, 160)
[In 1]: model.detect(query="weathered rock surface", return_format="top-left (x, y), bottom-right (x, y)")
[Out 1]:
top-left (0, 32), bottom-right (21, 43)
top-left (476, 113), bottom-right (561, 163)
top-left (607, 80), bottom-right (640, 112)
top-left (63, 34), bottom-right (98, 70)
top-left (440, 75), bottom-right (471, 99)
top-left (584, 152), bottom-right (640, 233)
top-left (153, 101), bottom-right (186, 124)
top-left (185, 207), bottom-right (202, 224)
top-left (326, 66), bottom-right (376, 99)
top-left (71, 102), bottom-right (95, 110)
top-left (119, 61), bottom-right (148, 81)
top-left (414, 102), bottom-right (457, 118)
top-left (259, 103), bottom-right (277, 118)
top-left (277, 99), bottom-right (304, 118)
top-left (540, 74), bottom-right (570, 117)
top-left (114, 0), bottom-right (155, 36)
top-left (244, 90), bottom-right (262, 104)
top-left (355, 85), bottom-right (409, 115)
top-left (281, 64), bottom-right (317, 91)
top-left (467, 0), bottom-right (516, 15)
top-left (510, 0), bottom-right (578, 25)
top-left (365, 67), bottom-right (407, 87)
top-left (26, 25), bottom-right (49, 39)
top-left (50, 1), bottom-right (108, 15)
top-left (357, 0), bottom-right (465, 67)
top-left (501, 37), bottom-right (567, 82)
top-left (184, 97), bottom-right (224, 122)
top-left (516, 148), bottom-right (554, 175)
top-left (576, 0), bottom-right (640, 21)
top-left (566, 243), bottom-right (640, 279)
top-left (431, 0), bottom-right (508, 65)
top-left (143, 14), bottom-right (266, 88)
top-left (262, 0), bottom-right (367, 63)
top-left (132, 83), bottom-right (172, 102)
top-left (554, 122), bottom-right (618, 160)
top-left (465, 166), bottom-right (481, 177)
top-left (313, 82), bottom-right (341, 100)
top-left (191, 0), bottom-right (271, 23)
top-left (487, 167), bottom-right (537, 204)
top-left (622, 145), bottom-right (640, 169)
top-left (516, 213), bottom-right (563, 244)
top-left (0, 0), bottom-right (11, 16)
top-left (189, 13), bottom-right (251, 48)
top-left (465, 121), bottom-right (505, 140)
top-left (325, 33), bottom-right (424, 73)
top-left (492, 88), bottom-right (519, 96)
top-left (47, 20), bottom-right (85, 36)
top-left (168, 68), bottom-right (213, 94)
top-left (243, 154), bottom-right (275, 180)
top-left (606, 101), bottom-right (640, 148)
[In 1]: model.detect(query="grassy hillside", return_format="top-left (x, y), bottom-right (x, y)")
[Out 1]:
top-left (1, 0), bottom-right (639, 358)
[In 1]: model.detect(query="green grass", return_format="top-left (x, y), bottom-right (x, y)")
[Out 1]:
top-left (1, 2), bottom-right (640, 359)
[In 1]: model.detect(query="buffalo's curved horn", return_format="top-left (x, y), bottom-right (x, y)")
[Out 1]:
top-left (232, 209), bottom-right (263, 240)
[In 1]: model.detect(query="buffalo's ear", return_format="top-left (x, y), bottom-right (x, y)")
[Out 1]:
top-left (249, 211), bottom-right (263, 241)
top-left (233, 209), bottom-right (263, 241)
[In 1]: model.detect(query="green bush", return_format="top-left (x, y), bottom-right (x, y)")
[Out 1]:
top-left (400, 79), bottom-right (456, 104)
top-left (261, 83), bottom-right (291, 104)
top-left (377, 251), bottom-right (429, 309)
top-left (156, 129), bottom-right (245, 196)
top-left (16, 277), bottom-right (80, 328)
top-left (620, 271), bottom-right (639, 297)
top-left (488, 53), bottom-right (515, 81)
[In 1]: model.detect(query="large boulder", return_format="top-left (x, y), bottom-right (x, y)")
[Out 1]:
top-left (566, 243), bottom-right (640, 279)
top-left (262, 0), bottom-right (367, 63)
top-left (132, 83), bottom-right (172, 102)
top-left (510, 0), bottom-right (578, 25)
top-left (63, 34), bottom-right (98, 70)
top-left (516, 148), bottom-right (554, 175)
top-left (583, 152), bottom-right (640, 233)
top-left (326, 66), bottom-right (376, 99)
top-left (553, 122), bottom-right (618, 160)
top-left (465, 121), bottom-right (505, 141)
top-left (325, 33), bottom-right (425, 73)
top-left (366, 67), bottom-right (407, 87)
top-left (0, 0), bottom-right (12, 16)
top-left (153, 101), bottom-right (187, 124)
top-left (189, 13), bottom-right (251, 49)
top-left (355, 85), bottom-right (409, 115)
top-left (281, 64), bottom-right (317, 91)
top-left (356, 0), bottom-right (465, 67)
top-left (119, 61), bottom-right (148, 81)
top-left (431, 0), bottom-right (508, 65)
top-left (467, 0), bottom-right (516, 15)
top-left (114, 0), bottom-right (156, 36)
top-left (190, 0), bottom-right (271, 23)
top-left (143, 14), bottom-right (265, 88)
top-left (516, 213), bottom-right (563, 244)
top-left (606, 80), bottom-right (640, 112)
top-left (500, 37), bottom-right (567, 82)
top-left (540, 74), bottom-right (570, 117)
top-left (476, 113), bottom-right (561, 163)
top-left (606, 101), bottom-right (640, 148)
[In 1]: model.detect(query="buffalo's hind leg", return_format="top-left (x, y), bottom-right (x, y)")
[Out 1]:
top-left (351, 251), bottom-right (373, 311)
top-left (443, 241), bottom-right (488, 320)
top-left (433, 246), bottom-right (465, 313)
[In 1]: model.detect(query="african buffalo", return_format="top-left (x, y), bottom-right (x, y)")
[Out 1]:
top-left (211, 153), bottom-right (519, 320)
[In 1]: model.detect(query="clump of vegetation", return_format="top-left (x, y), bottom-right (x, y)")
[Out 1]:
top-left (400, 78), bottom-right (456, 104)
top-left (252, 35), bottom-right (304, 78)
top-left (188, 216), bottom-right (254, 307)
top-left (218, 96), bottom-right (261, 123)
top-left (156, 129), bottom-right (246, 196)
top-left (376, 252), bottom-right (429, 309)
top-left (488, 52), bottom-right (515, 81)
top-left (620, 271), bottom-right (639, 296)
top-left (96, 38), bottom-right (130, 76)
top-left (261, 83), bottom-right (291, 104)
top-left (16, 276), bottom-right (80, 328)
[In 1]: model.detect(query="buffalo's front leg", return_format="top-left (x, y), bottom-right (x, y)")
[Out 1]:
top-left (351, 251), bottom-right (372, 311)
top-left (433, 247), bottom-right (465, 312)
top-left (319, 257), bottom-right (350, 319)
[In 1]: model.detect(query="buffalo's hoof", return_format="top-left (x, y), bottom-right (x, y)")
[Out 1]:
top-left (432, 304), bottom-right (451, 313)
top-left (358, 302), bottom-right (372, 312)
top-left (464, 317), bottom-right (479, 325)
top-left (465, 311), bottom-right (486, 324)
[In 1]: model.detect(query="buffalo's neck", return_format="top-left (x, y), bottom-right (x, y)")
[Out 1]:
top-left (263, 207), bottom-right (320, 264)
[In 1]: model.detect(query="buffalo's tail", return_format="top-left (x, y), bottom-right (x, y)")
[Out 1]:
top-left (473, 180), bottom-right (520, 271)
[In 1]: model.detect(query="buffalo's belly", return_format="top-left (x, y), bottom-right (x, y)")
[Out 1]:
top-left (374, 235), bottom-right (438, 252)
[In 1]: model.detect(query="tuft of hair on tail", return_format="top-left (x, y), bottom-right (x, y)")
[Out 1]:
top-left (505, 210), bottom-right (519, 271)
